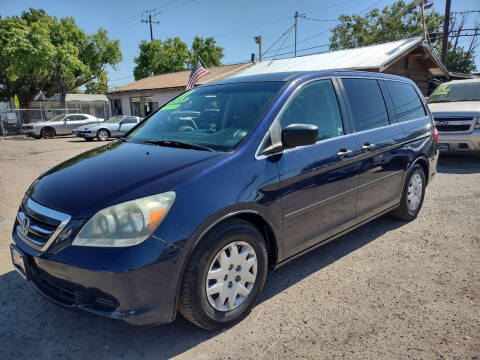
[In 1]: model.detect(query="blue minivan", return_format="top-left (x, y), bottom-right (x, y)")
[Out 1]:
top-left (10, 71), bottom-right (438, 329)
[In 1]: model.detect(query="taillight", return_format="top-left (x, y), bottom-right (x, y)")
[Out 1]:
top-left (433, 127), bottom-right (439, 143)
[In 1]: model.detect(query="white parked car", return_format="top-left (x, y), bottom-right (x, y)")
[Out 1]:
top-left (22, 114), bottom-right (103, 139)
top-left (428, 79), bottom-right (480, 152)
top-left (72, 115), bottom-right (142, 141)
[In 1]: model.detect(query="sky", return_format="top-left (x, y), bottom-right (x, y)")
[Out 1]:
top-left (1, 0), bottom-right (479, 88)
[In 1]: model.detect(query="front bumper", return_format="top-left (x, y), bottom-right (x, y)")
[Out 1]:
top-left (73, 131), bottom-right (95, 139)
top-left (22, 127), bottom-right (41, 137)
top-left (437, 129), bottom-right (480, 152)
top-left (12, 216), bottom-right (185, 326)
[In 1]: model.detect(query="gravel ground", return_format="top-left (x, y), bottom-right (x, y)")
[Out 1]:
top-left (0, 137), bottom-right (479, 360)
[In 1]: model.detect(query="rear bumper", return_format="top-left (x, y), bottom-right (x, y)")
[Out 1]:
top-left (437, 129), bottom-right (480, 152)
top-left (11, 224), bottom-right (185, 326)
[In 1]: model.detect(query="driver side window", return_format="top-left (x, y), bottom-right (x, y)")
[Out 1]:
top-left (279, 79), bottom-right (344, 141)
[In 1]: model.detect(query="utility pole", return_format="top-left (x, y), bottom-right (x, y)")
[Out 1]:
top-left (294, 11), bottom-right (299, 57)
top-left (419, 1), bottom-right (428, 43)
top-left (140, 9), bottom-right (161, 41)
top-left (441, 0), bottom-right (451, 65)
top-left (254, 35), bottom-right (262, 62)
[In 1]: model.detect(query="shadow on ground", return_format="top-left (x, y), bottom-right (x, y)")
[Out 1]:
top-left (437, 153), bottom-right (480, 174)
top-left (0, 215), bottom-right (404, 359)
top-left (67, 139), bottom-right (113, 143)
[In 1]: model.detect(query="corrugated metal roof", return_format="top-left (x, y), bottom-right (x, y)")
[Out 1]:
top-left (65, 94), bottom-right (108, 102)
top-left (233, 37), bottom-right (435, 77)
top-left (32, 93), bottom-right (108, 102)
top-left (108, 63), bottom-right (252, 94)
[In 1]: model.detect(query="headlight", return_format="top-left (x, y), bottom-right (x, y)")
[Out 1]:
top-left (72, 192), bottom-right (175, 247)
top-left (475, 117), bottom-right (480, 129)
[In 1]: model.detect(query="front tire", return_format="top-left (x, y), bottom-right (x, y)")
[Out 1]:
top-left (178, 219), bottom-right (268, 330)
top-left (96, 129), bottom-right (110, 141)
top-left (40, 127), bottom-right (56, 139)
top-left (390, 164), bottom-right (426, 221)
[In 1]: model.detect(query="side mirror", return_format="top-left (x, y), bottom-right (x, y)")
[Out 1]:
top-left (281, 124), bottom-right (318, 148)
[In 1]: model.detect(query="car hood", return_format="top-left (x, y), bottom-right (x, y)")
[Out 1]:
top-left (73, 123), bottom-right (105, 131)
top-left (30, 120), bottom-right (64, 127)
top-left (27, 141), bottom-right (227, 218)
top-left (428, 101), bottom-right (480, 114)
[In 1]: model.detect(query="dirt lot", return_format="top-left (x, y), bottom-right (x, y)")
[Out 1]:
top-left (0, 137), bottom-right (479, 359)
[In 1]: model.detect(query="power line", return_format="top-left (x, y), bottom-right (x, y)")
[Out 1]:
top-left (452, 10), bottom-right (480, 15)
top-left (299, 16), bottom-right (338, 22)
top-left (282, 0), bottom-right (392, 52)
top-left (262, 24), bottom-right (296, 56)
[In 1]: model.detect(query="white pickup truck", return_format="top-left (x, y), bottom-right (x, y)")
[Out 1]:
top-left (428, 79), bottom-right (480, 153)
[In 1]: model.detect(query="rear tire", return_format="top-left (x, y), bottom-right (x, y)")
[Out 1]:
top-left (390, 164), bottom-right (426, 221)
top-left (178, 219), bottom-right (268, 330)
top-left (96, 129), bottom-right (110, 141)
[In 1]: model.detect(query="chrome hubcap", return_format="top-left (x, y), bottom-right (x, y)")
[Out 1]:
top-left (407, 173), bottom-right (423, 211)
top-left (98, 131), bottom-right (108, 140)
top-left (206, 241), bottom-right (257, 312)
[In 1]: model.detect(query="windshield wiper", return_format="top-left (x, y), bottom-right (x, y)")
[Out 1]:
top-left (142, 139), bottom-right (215, 152)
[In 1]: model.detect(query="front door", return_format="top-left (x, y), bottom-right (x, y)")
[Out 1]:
top-left (62, 115), bottom-right (85, 134)
top-left (273, 79), bottom-right (361, 257)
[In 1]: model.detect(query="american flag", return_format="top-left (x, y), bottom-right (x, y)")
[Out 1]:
top-left (186, 61), bottom-right (209, 90)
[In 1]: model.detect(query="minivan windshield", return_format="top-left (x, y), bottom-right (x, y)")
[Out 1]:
top-left (126, 81), bottom-right (284, 152)
top-left (428, 82), bottom-right (480, 103)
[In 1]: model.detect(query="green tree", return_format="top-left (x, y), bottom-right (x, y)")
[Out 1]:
top-left (133, 38), bottom-right (189, 80)
top-left (85, 71), bottom-right (108, 94)
top-left (133, 36), bottom-right (224, 80)
top-left (0, 9), bottom-right (122, 113)
top-left (329, 1), bottom-right (443, 50)
top-left (0, 10), bottom-right (55, 121)
top-left (445, 47), bottom-right (477, 74)
top-left (188, 36), bottom-right (224, 68)
top-left (45, 17), bottom-right (121, 107)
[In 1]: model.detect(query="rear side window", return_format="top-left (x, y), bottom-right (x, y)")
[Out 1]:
top-left (385, 81), bottom-right (426, 122)
top-left (279, 80), bottom-right (344, 141)
top-left (342, 78), bottom-right (389, 131)
top-left (122, 117), bottom-right (138, 124)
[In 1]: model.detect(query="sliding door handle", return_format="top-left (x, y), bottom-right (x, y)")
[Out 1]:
top-left (337, 148), bottom-right (353, 158)
top-left (361, 143), bottom-right (375, 151)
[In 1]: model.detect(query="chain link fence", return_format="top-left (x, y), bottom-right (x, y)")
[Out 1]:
top-left (0, 108), bottom-right (93, 137)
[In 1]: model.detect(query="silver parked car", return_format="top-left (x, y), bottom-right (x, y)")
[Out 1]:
top-left (22, 114), bottom-right (103, 138)
top-left (72, 115), bottom-right (142, 141)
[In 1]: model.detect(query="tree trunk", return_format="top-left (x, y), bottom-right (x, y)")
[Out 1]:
top-left (58, 78), bottom-right (67, 109)
top-left (20, 101), bottom-right (31, 124)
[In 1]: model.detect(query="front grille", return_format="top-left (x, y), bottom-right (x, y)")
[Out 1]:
top-left (16, 197), bottom-right (71, 252)
top-left (434, 117), bottom-right (473, 122)
top-left (434, 116), bottom-right (474, 133)
top-left (435, 124), bottom-right (471, 132)
top-left (22, 126), bottom-right (33, 130)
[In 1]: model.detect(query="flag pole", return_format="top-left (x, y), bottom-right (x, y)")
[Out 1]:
top-left (193, 50), bottom-right (217, 80)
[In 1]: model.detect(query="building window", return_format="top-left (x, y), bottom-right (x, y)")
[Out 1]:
top-left (111, 99), bottom-right (122, 116)
top-left (130, 97), bottom-right (155, 118)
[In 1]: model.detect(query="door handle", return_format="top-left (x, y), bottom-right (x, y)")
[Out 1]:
top-left (337, 148), bottom-right (353, 158)
top-left (361, 143), bottom-right (375, 151)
